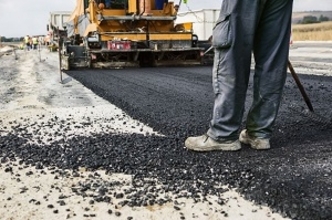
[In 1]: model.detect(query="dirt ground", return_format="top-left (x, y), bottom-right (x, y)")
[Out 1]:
top-left (0, 46), bottom-right (292, 219)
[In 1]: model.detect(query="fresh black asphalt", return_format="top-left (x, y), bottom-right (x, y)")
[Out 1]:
top-left (1, 65), bottom-right (332, 219)
top-left (66, 66), bottom-right (332, 219)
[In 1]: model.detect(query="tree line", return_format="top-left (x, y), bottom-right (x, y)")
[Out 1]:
top-left (1, 14), bottom-right (331, 41)
top-left (0, 36), bottom-right (23, 42)
top-left (298, 15), bottom-right (330, 24)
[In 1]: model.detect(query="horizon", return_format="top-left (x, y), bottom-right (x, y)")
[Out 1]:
top-left (2, 10), bottom-right (332, 39)
top-left (0, 4), bottom-right (332, 38)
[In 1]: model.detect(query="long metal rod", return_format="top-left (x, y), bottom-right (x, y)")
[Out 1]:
top-left (58, 27), bottom-right (63, 83)
top-left (288, 59), bottom-right (314, 112)
top-left (38, 43), bottom-right (41, 62)
top-left (203, 45), bottom-right (214, 55)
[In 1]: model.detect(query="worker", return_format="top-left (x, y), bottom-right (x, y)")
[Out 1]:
top-left (32, 36), bottom-right (38, 50)
top-left (24, 35), bottom-right (31, 51)
top-left (185, 0), bottom-right (293, 151)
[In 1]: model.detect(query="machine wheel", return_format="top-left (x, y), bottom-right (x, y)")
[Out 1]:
top-left (139, 52), bottom-right (155, 67)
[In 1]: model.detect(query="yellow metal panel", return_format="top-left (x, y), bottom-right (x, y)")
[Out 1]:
top-left (151, 0), bottom-right (155, 10)
top-left (84, 23), bottom-right (100, 37)
top-left (102, 9), bottom-right (126, 16)
top-left (163, 2), bottom-right (173, 16)
top-left (128, 0), bottom-right (137, 14)
top-left (183, 22), bottom-right (193, 31)
top-left (99, 21), bottom-right (126, 33)
top-left (149, 33), bottom-right (192, 40)
top-left (150, 10), bottom-right (163, 16)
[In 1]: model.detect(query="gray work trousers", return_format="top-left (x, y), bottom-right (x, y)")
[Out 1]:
top-left (207, 0), bottom-right (293, 140)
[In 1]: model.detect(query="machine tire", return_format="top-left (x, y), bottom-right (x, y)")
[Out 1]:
top-left (139, 52), bottom-right (155, 67)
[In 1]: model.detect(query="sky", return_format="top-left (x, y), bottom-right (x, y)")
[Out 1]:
top-left (0, 0), bottom-right (332, 37)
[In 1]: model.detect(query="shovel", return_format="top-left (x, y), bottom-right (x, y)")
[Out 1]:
top-left (288, 59), bottom-right (331, 125)
top-left (287, 59), bottom-right (313, 112)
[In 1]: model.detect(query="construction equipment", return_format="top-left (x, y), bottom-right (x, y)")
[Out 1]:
top-left (176, 9), bottom-right (220, 64)
top-left (61, 0), bottom-right (204, 70)
top-left (46, 11), bottom-right (71, 49)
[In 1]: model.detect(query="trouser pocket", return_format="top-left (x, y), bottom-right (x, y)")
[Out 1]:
top-left (212, 13), bottom-right (232, 49)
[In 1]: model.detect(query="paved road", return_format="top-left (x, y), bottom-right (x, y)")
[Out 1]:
top-left (66, 51), bottom-right (332, 219)
top-left (290, 42), bottom-right (332, 64)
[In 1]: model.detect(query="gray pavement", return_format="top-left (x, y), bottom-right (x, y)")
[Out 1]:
top-left (289, 42), bottom-right (332, 70)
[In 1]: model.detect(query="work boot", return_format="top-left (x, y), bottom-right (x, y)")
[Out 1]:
top-left (239, 129), bottom-right (270, 150)
top-left (185, 134), bottom-right (241, 152)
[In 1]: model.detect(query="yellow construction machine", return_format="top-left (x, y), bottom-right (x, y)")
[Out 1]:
top-left (61, 0), bottom-right (204, 70)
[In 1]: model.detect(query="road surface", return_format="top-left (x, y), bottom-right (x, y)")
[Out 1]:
top-left (65, 42), bottom-right (332, 219)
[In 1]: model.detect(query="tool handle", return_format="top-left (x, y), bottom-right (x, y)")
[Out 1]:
top-left (288, 60), bottom-right (314, 112)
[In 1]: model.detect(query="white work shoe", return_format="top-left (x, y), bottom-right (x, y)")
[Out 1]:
top-left (185, 134), bottom-right (241, 152)
top-left (239, 129), bottom-right (270, 150)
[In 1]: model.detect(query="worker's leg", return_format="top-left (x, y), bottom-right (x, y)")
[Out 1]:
top-left (207, 0), bottom-right (260, 140)
top-left (246, 0), bottom-right (293, 138)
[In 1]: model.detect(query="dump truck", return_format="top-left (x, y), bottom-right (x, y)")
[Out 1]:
top-left (176, 9), bottom-right (220, 43)
top-left (46, 11), bottom-right (71, 46)
top-left (176, 9), bottom-right (221, 64)
top-left (61, 0), bottom-right (205, 70)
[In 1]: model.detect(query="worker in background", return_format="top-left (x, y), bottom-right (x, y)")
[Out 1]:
top-left (24, 35), bottom-right (31, 51)
top-left (29, 37), bottom-right (33, 50)
top-left (19, 43), bottom-right (24, 50)
top-left (32, 36), bottom-right (38, 50)
top-left (185, 0), bottom-right (293, 151)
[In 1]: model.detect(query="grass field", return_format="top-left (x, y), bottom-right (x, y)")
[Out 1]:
top-left (292, 21), bottom-right (332, 41)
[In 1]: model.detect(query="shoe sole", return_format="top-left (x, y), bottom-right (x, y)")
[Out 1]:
top-left (239, 133), bottom-right (270, 150)
top-left (185, 141), bottom-right (241, 152)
